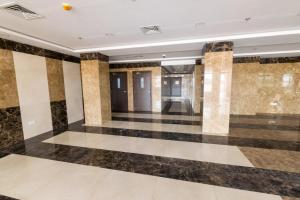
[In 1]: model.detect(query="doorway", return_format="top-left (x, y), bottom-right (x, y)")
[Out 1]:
top-left (110, 72), bottom-right (128, 112)
top-left (162, 77), bottom-right (182, 97)
top-left (133, 71), bottom-right (152, 112)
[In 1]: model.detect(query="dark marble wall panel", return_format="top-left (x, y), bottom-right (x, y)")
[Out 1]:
top-left (80, 53), bottom-right (109, 62)
top-left (0, 38), bottom-right (80, 63)
top-left (203, 41), bottom-right (234, 53)
top-left (110, 62), bottom-right (161, 69)
top-left (50, 100), bottom-right (68, 131)
top-left (260, 56), bottom-right (300, 64)
top-left (0, 107), bottom-right (24, 151)
top-left (233, 57), bottom-right (260, 63)
top-left (233, 56), bottom-right (300, 64)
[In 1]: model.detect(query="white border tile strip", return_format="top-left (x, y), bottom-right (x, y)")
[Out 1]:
top-left (44, 131), bottom-right (253, 167)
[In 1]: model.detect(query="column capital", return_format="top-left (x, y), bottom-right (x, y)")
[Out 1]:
top-left (202, 41), bottom-right (233, 54)
top-left (80, 52), bottom-right (109, 62)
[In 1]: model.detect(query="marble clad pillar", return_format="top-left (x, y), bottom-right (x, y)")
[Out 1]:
top-left (80, 53), bottom-right (111, 125)
top-left (202, 42), bottom-right (233, 134)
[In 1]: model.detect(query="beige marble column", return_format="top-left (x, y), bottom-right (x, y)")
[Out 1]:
top-left (202, 42), bottom-right (233, 134)
top-left (80, 53), bottom-right (111, 125)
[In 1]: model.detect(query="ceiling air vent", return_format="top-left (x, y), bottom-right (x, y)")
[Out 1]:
top-left (0, 2), bottom-right (43, 20)
top-left (140, 25), bottom-right (161, 35)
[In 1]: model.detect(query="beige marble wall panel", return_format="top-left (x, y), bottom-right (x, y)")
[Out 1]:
top-left (203, 52), bottom-right (233, 134)
top-left (99, 61), bottom-right (111, 121)
top-left (231, 63), bottom-right (259, 115)
top-left (46, 58), bottom-right (65, 101)
top-left (256, 63), bottom-right (300, 114)
top-left (231, 62), bottom-right (300, 115)
top-left (110, 66), bottom-right (161, 112)
top-left (81, 60), bottom-right (102, 125)
top-left (192, 65), bottom-right (203, 113)
top-left (0, 49), bottom-right (19, 108)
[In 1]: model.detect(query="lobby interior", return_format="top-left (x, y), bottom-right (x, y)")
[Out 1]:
top-left (0, 0), bottom-right (299, 200)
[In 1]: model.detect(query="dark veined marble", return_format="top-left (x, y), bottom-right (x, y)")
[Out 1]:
top-left (110, 62), bottom-right (161, 69)
top-left (233, 56), bottom-right (300, 64)
top-left (0, 194), bottom-right (19, 200)
top-left (202, 41), bottom-right (234, 53)
top-left (80, 53), bottom-right (109, 62)
top-left (233, 57), bottom-right (261, 63)
top-left (112, 115), bottom-right (300, 132)
top-left (195, 59), bottom-right (202, 65)
top-left (0, 120), bottom-right (298, 198)
top-left (260, 56), bottom-right (300, 64)
top-left (0, 107), bottom-right (24, 151)
top-left (0, 38), bottom-right (80, 63)
top-left (50, 100), bottom-right (68, 131)
top-left (12, 139), bottom-right (300, 198)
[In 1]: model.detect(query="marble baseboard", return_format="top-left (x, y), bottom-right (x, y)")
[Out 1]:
top-left (0, 107), bottom-right (24, 151)
top-left (50, 100), bottom-right (68, 131)
top-left (0, 38), bottom-right (79, 63)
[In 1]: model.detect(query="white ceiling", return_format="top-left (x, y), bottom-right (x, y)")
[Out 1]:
top-left (0, 0), bottom-right (300, 60)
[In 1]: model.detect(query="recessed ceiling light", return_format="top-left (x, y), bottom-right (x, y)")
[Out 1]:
top-left (245, 17), bottom-right (251, 22)
top-left (195, 22), bottom-right (206, 28)
top-left (105, 33), bottom-right (115, 37)
top-left (76, 29), bottom-right (300, 52)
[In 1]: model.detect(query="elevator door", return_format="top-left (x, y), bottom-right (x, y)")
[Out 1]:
top-left (171, 77), bottom-right (182, 96)
top-left (133, 71), bottom-right (152, 111)
top-left (110, 72), bottom-right (128, 112)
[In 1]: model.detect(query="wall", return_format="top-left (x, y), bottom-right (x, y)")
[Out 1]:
top-left (0, 49), bottom-right (23, 150)
top-left (192, 65), bottom-right (203, 114)
top-left (13, 52), bottom-right (53, 139)
top-left (0, 38), bottom-right (82, 144)
top-left (63, 61), bottom-right (84, 123)
top-left (231, 62), bottom-right (300, 115)
top-left (110, 66), bottom-right (161, 112)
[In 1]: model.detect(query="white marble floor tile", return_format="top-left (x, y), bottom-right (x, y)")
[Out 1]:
top-left (0, 154), bottom-right (281, 200)
top-left (44, 131), bottom-right (253, 167)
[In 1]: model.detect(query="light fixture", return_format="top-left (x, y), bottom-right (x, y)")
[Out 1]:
top-left (245, 17), bottom-right (251, 22)
top-left (0, 26), bottom-right (73, 52)
top-left (75, 29), bottom-right (300, 53)
top-left (62, 3), bottom-right (72, 11)
top-left (105, 33), bottom-right (115, 37)
top-left (195, 22), bottom-right (206, 28)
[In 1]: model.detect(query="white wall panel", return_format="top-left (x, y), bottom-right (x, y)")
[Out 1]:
top-left (13, 52), bottom-right (53, 139)
top-left (63, 61), bottom-right (84, 123)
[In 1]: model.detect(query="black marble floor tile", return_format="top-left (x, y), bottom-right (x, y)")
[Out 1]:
top-left (0, 195), bottom-right (18, 200)
top-left (112, 116), bottom-right (300, 131)
top-left (10, 141), bottom-right (300, 198)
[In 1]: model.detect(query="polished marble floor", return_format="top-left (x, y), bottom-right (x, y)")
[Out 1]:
top-left (0, 112), bottom-right (299, 200)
